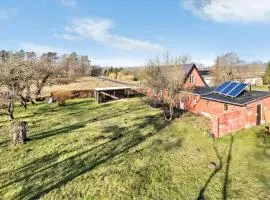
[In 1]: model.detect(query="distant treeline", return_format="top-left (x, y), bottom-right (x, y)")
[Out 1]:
top-left (103, 67), bottom-right (140, 81)
top-left (0, 50), bottom-right (97, 78)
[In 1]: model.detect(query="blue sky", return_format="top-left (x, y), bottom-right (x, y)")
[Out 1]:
top-left (1, 0), bottom-right (270, 66)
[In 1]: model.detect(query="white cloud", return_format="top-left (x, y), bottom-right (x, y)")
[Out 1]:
top-left (20, 42), bottom-right (69, 55)
top-left (60, 0), bottom-right (77, 7)
top-left (183, 0), bottom-right (270, 23)
top-left (55, 18), bottom-right (165, 52)
top-left (53, 33), bottom-right (82, 41)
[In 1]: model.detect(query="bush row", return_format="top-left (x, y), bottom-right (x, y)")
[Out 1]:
top-left (51, 90), bottom-right (95, 106)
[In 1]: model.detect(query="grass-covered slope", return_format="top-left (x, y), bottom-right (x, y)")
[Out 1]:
top-left (0, 98), bottom-right (269, 199)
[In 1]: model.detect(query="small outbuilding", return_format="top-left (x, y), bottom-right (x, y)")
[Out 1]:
top-left (189, 84), bottom-right (270, 137)
top-left (146, 63), bottom-right (270, 137)
top-left (94, 86), bottom-right (131, 103)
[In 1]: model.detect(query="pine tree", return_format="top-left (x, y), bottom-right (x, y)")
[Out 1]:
top-left (263, 61), bottom-right (270, 85)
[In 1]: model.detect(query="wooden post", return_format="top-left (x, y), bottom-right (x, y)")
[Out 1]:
top-left (97, 91), bottom-right (100, 103)
top-left (100, 91), bottom-right (119, 100)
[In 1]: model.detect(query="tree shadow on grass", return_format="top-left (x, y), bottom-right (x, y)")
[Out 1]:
top-left (255, 133), bottom-right (270, 159)
top-left (30, 123), bottom-right (86, 140)
top-left (197, 135), bottom-right (234, 200)
top-left (30, 106), bottom-right (146, 141)
top-left (0, 112), bottom-right (170, 199)
top-left (66, 101), bottom-right (112, 116)
top-left (254, 133), bottom-right (270, 197)
top-left (0, 139), bottom-right (10, 148)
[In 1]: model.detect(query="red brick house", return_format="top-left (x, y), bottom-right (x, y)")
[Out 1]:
top-left (146, 63), bottom-right (270, 137)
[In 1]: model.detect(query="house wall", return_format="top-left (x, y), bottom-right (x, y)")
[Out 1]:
top-left (146, 86), bottom-right (270, 137)
top-left (143, 64), bottom-right (270, 137)
top-left (184, 67), bottom-right (207, 88)
top-left (235, 77), bottom-right (263, 86)
top-left (191, 96), bottom-right (270, 137)
top-left (244, 98), bottom-right (270, 126)
top-left (202, 76), bottom-right (214, 86)
top-left (190, 98), bottom-right (241, 114)
top-left (183, 96), bottom-right (245, 137)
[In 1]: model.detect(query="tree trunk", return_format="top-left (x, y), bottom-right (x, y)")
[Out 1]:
top-left (10, 121), bottom-right (28, 145)
top-left (26, 85), bottom-right (35, 105)
top-left (35, 74), bottom-right (50, 99)
top-left (8, 99), bottom-right (14, 120)
top-left (20, 96), bottom-right (27, 110)
top-left (164, 100), bottom-right (174, 121)
top-left (164, 92), bottom-right (174, 121)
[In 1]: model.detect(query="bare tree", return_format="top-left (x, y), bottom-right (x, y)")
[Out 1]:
top-left (0, 92), bottom-right (15, 119)
top-left (0, 52), bottom-right (54, 118)
top-left (78, 55), bottom-right (91, 76)
top-left (143, 53), bottom-right (192, 121)
top-left (0, 58), bottom-right (30, 118)
top-left (212, 52), bottom-right (241, 85)
top-left (32, 59), bottom-right (53, 100)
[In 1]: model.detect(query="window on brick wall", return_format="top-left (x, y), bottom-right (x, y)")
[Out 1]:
top-left (224, 104), bottom-right (228, 111)
top-left (189, 75), bottom-right (195, 83)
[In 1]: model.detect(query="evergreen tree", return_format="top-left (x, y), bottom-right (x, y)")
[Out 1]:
top-left (263, 61), bottom-right (270, 85)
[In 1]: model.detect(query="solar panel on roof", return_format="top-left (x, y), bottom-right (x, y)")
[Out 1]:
top-left (220, 82), bottom-right (239, 95)
top-left (227, 83), bottom-right (248, 97)
top-left (214, 82), bottom-right (231, 93)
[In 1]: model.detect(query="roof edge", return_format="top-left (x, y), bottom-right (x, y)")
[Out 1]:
top-left (184, 63), bottom-right (209, 87)
top-left (201, 93), bottom-right (270, 106)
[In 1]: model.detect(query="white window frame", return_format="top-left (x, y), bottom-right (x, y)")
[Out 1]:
top-left (189, 75), bottom-right (195, 83)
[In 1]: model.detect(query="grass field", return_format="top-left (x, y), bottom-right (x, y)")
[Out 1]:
top-left (41, 77), bottom-right (125, 96)
top-left (0, 98), bottom-right (269, 199)
top-left (252, 85), bottom-right (269, 91)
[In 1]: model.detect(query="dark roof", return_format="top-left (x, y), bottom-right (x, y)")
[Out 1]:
top-left (182, 63), bottom-right (195, 76)
top-left (191, 86), bottom-right (215, 95)
top-left (199, 69), bottom-right (213, 76)
top-left (201, 90), bottom-right (270, 106)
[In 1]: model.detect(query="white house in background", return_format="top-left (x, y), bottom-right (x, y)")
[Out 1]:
top-left (199, 69), bottom-right (264, 87)
top-left (199, 69), bottom-right (214, 86)
top-left (235, 76), bottom-right (263, 86)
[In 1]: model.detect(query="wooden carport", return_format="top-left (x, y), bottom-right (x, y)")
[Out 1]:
top-left (94, 87), bottom-right (131, 103)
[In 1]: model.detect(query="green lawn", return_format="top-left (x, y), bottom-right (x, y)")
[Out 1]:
top-left (252, 85), bottom-right (269, 91)
top-left (0, 98), bottom-right (269, 199)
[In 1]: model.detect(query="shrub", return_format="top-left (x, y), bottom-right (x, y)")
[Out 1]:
top-left (133, 77), bottom-right (139, 81)
top-left (51, 91), bottom-right (72, 106)
top-left (71, 90), bottom-right (94, 98)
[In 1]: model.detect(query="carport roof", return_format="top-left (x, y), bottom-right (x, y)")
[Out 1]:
top-left (94, 86), bottom-right (131, 91)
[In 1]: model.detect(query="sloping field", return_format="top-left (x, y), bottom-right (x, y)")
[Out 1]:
top-left (0, 98), bottom-right (269, 199)
top-left (41, 77), bottom-right (125, 96)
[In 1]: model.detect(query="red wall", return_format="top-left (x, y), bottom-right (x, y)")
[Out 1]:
top-left (192, 97), bottom-right (270, 137)
top-left (143, 65), bottom-right (270, 137)
top-left (184, 67), bottom-right (207, 88)
top-left (146, 86), bottom-right (270, 137)
top-left (191, 98), bottom-right (241, 114)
